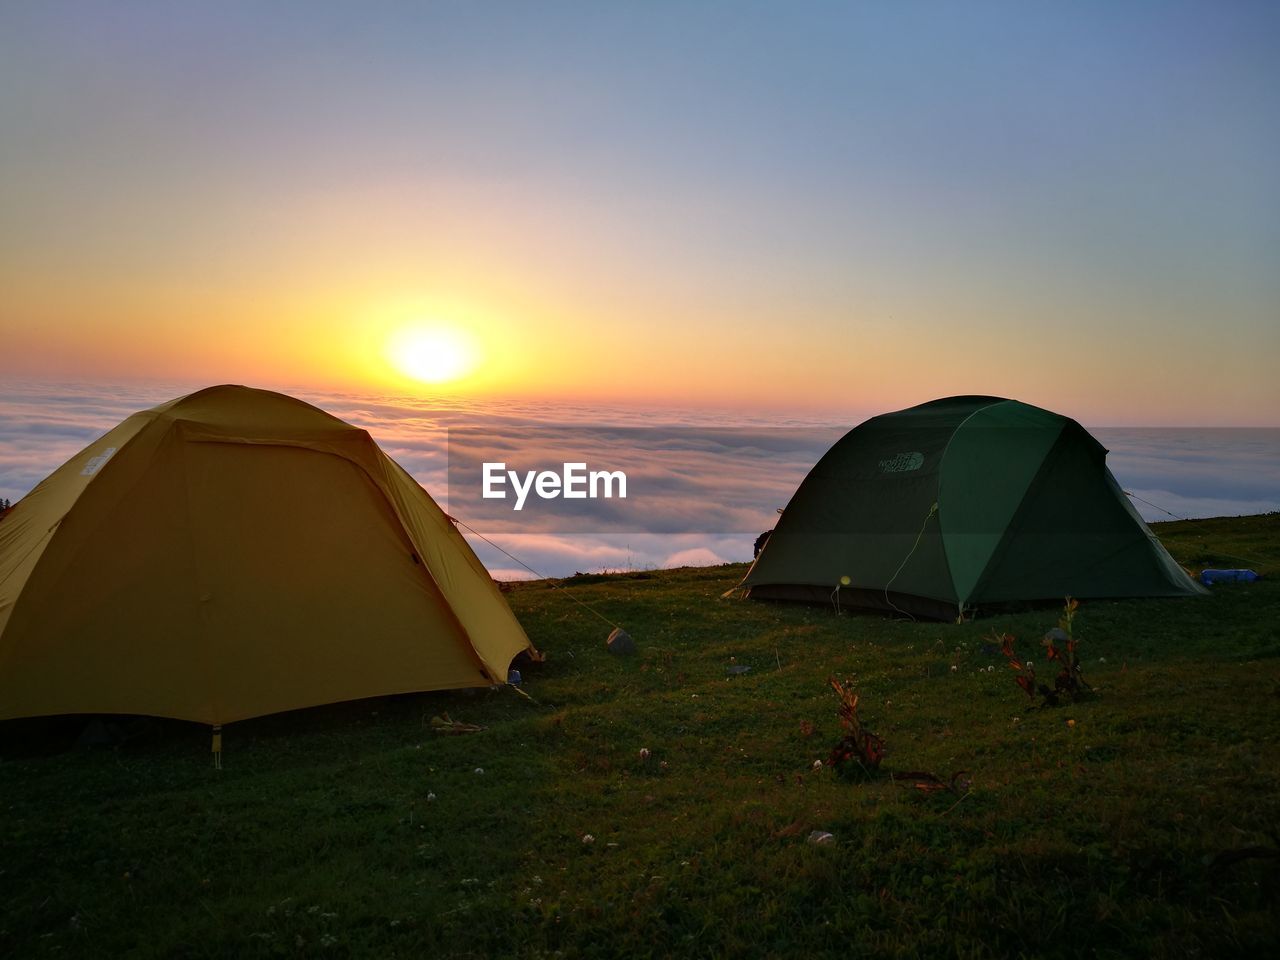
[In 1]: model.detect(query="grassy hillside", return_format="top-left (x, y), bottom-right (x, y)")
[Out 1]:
top-left (2, 515), bottom-right (1278, 958)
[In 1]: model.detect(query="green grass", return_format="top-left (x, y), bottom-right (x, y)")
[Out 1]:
top-left (2, 515), bottom-right (1279, 958)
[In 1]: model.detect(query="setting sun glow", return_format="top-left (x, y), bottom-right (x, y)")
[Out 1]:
top-left (387, 326), bottom-right (479, 386)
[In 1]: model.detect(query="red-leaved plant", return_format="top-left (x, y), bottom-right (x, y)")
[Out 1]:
top-left (823, 678), bottom-right (971, 798)
top-left (826, 677), bottom-right (885, 771)
top-left (997, 597), bottom-right (1093, 707)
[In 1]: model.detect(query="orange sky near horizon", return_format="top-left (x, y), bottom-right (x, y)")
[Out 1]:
top-left (1, 251), bottom-right (1258, 428)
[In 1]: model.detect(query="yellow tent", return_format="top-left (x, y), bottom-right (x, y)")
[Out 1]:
top-left (0, 385), bottom-right (536, 725)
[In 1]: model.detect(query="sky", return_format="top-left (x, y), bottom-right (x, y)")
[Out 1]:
top-left (1, 1), bottom-right (1277, 425)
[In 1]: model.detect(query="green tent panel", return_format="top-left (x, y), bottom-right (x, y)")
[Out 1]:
top-left (741, 396), bottom-right (1205, 619)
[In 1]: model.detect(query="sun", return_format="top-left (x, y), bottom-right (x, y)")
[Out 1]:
top-left (387, 325), bottom-right (479, 385)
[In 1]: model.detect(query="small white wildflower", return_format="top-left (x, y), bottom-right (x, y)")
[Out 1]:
top-left (474, 768), bottom-right (484, 775)
top-left (427, 792), bottom-right (436, 802)
top-left (639, 747), bottom-right (651, 760)
top-left (1099, 657), bottom-right (1106, 663)
top-left (582, 833), bottom-right (595, 844)
top-left (1026, 661), bottom-right (1033, 668)
top-left (812, 759), bottom-right (823, 770)
top-left (950, 665), bottom-right (957, 672)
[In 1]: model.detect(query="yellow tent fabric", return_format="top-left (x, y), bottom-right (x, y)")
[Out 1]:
top-left (0, 385), bottom-right (537, 725)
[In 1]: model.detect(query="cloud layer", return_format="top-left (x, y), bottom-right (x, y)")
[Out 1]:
top-left (1, 382), bottom-right (1275, 577)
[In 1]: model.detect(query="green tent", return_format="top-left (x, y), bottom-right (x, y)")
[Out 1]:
top-left (741, 396), bottom-right (1205, 619)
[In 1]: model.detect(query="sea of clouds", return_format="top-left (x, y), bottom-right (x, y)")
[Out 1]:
top-left (1, 379), bottom-right (1276, 579)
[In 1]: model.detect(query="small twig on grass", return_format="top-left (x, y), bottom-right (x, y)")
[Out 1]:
top-left (430, 713), bottom-right (486, 734)
top-left (507, 683), bottom-right (538, 705)
top-left (889, 770), bottom-right (971, 798)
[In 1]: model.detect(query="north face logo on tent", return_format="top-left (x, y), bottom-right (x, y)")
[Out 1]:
top-left (878, 451), bottom-right (924, 473)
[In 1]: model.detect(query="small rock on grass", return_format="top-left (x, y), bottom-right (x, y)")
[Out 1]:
top-left (607, 628), bottom-right (636, 655)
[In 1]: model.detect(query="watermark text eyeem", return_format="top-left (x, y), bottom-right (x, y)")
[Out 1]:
top-left (482, 462), bottom-right (627, 511)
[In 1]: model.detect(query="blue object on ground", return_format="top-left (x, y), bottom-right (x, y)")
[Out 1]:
top-left (507, 668), bottom-right (523, 685)
top-left (1200, 569), bottom-right (1260, 584)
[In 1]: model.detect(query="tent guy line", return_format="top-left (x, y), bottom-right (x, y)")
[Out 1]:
top-left (447, 513), bottom-right (623, 632)
top-left (881, 501), bottom-right (940, 623)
